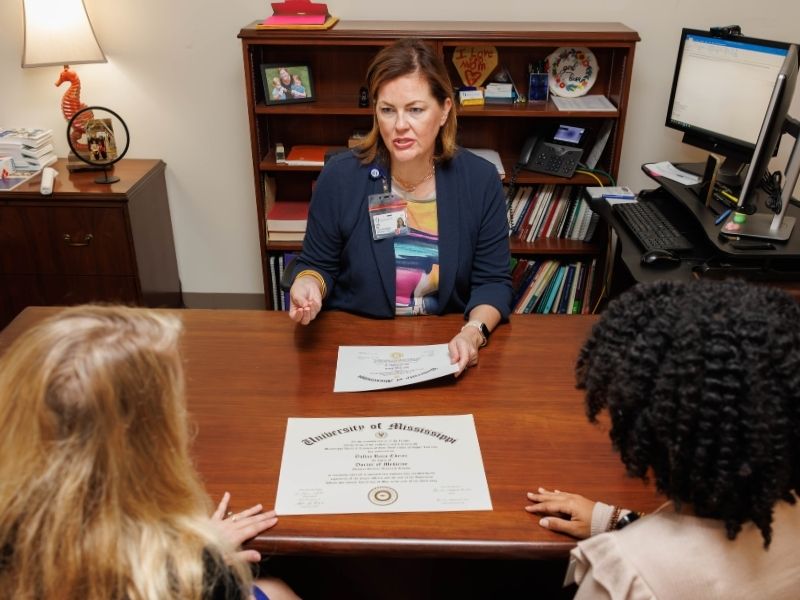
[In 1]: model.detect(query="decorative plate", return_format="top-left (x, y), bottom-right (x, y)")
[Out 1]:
top-left (545, 47), bottom-right (598, 97)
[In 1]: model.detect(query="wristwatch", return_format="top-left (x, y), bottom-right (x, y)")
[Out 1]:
top-left (461, 320), bottom-right (490, 347)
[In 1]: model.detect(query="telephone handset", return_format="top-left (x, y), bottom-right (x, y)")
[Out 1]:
top-left (518, 135), bottom-right (540, 169)
top-left (517, 124), bottom-right (589, 178)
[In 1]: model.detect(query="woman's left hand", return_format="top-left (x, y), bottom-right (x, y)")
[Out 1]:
top-left (448, 328), bottom-right (482, 377)
top-left (211, 492), bottom-right (279, 563)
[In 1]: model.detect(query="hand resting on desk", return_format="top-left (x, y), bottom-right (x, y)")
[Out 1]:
top-left (525, 487), bottom-right (596, 539)
top-left (212, 491), bottom-right (279, 563)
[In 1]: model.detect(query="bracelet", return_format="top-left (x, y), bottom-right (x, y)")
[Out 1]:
top-left (615, 510), bottom-right (643, 530)
top-left (607, 505), bottom-right (622, 532)
top-left (295, 269), bottom-right (327, 299)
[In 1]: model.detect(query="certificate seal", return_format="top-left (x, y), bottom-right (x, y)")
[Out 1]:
top-left (368, 486), bottom-right (398, 506)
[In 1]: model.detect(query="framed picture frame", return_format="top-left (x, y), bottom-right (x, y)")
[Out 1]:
top-left (261, 64), bottom-right (314, 105)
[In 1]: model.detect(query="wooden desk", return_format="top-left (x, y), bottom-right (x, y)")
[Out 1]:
top-left (0, 308), bottom-right (663, 562)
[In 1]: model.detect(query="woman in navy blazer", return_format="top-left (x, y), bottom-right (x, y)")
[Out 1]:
top-left (288, 38), bottom-right (512, 375)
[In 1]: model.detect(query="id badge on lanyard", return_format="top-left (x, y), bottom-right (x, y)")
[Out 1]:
top-left (368, 192), bottom-right (409, 240)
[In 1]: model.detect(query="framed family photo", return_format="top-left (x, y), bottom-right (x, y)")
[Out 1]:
top-left (261, 64), bottom-right (314, 105)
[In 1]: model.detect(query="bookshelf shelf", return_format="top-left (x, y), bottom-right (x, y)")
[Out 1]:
top-left (239, 21), bottom-right (639, 310)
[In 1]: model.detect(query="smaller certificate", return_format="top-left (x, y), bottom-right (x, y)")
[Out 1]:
top-left (275, 415), bottom-right (492, 515)
top-left (334, 344), bottom-right (458, 392)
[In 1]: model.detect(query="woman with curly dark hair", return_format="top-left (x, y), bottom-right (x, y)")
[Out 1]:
top-left (525, 280), bottom-right (800, 599)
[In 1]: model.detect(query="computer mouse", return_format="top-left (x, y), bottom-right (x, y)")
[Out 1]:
top-left (641, 249), bottom-right (682, 267)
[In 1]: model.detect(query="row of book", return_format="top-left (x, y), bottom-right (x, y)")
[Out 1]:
top-left (268, 252), bottom-right (299, 311)
top-left (507, 184), bottom-right (600, 243)
top-left (511, 257), bottom-right (597, 314)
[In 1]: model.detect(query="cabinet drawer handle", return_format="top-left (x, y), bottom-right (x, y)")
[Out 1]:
top-left (63, 233), bottom-right (94, 247)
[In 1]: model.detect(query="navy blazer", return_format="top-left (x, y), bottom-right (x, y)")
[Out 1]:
top-left (293, 148), bottom-right (512, 319)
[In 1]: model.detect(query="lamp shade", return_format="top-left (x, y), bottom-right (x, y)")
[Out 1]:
top-left (22, 0), bottom-right (106, 67)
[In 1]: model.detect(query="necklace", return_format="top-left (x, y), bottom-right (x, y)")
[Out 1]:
top-left (391, 164), bottom-right (435, 193)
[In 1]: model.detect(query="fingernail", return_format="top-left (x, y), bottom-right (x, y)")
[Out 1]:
top-left (539, 518), bottom-right (549, 528)
top-left (538, 487), bottom-right (545, 493)
top-left (527, 492), bottom-right (535, 498)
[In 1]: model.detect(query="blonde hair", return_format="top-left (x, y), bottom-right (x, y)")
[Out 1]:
top-left (0, 305), bottom-right (251, 599)
top-left (356, 38), bottom-right (457, 165)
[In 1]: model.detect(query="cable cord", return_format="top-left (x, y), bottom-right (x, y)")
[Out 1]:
top-left (761, 170), bottom-right (783, 213)
top-left (577, 163), bottom-right (616, 186)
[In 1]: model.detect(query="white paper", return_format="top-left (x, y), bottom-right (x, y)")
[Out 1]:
top-left (334, 344), bottom-right (458, 392)
top-left (551, 94), bottom-right (617, 112)
top-left (275, 415), bottom-right (492, 515)
top-left (643, 161), bottom-right (702, 186)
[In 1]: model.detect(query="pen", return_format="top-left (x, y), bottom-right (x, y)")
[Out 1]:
top-left (713, 191), bottom-right (736, 207)
top-left (715, 208), bottom-right (732, 226)
top-left (719, 190), bottom-right (739, 204)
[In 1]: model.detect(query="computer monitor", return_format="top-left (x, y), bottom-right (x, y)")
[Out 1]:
top-left (665, 29), bottom-right (790, 186)
top-left (729, 44), bottom-right (799, 241)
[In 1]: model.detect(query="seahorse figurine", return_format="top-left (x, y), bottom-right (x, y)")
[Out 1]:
top-left (55, 66), bottom-right (93, 151)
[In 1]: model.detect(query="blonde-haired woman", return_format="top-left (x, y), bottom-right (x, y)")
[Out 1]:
top-left (0, 305), bottom-right (298, 600)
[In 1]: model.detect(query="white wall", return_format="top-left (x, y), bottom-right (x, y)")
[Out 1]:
top-left (1, 1), bottom-right (798, 298)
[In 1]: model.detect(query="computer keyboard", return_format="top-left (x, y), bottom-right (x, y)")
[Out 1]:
top-left (612, 201), bottom-right (693, 252)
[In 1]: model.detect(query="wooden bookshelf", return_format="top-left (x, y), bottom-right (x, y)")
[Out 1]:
top-left (238, 21), bottom-right (639, 309)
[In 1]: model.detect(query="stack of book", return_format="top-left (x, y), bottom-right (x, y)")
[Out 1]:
top-left (267, 200), bottom-right (309, 242)
top-left (0, 128), bottom-right (57, 172)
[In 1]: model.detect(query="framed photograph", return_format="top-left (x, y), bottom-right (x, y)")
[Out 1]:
top-left (261, 64), bottom-right (314, 105)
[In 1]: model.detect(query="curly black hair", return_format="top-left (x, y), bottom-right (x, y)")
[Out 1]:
top-left (576, 279), bottom-right (800, 547)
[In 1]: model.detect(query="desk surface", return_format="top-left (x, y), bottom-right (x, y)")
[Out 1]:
top-left (0, 308), bottom-right (664, 559)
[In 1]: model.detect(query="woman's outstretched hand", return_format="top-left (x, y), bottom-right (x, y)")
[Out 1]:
top-left (288, 276), bottom-right (323, 325)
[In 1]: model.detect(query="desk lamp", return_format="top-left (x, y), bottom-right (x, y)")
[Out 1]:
top-left (21, 0), bottom-right (107, 171)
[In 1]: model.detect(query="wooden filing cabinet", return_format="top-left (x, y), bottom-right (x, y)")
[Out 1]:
top-left (0, 158), bottom-right (182, 328)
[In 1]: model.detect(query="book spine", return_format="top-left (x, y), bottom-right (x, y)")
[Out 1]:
top-left (540, 264), bottom-right (566, 314)
top-left (269, 255), bottom-right (279, 310)
top-left (528, 185), bottom-right (552, 241)
top-left (523, 260), bottom-right (558, 313)
top-left (570, 262), bottom-right (585, 314)
top-left (581, 258), bottom-right (598, 314)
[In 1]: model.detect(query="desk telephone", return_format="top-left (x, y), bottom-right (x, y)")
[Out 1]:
top-left (518, 124), bottom-right (588, 178)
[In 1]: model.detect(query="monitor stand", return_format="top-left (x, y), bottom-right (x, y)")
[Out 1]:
top-left (730, 124), bottom-right (800, 242)
top-left (729, 213), bottom-right (796, 241)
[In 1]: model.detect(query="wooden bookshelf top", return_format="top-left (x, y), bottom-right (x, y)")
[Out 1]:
top-left (239, 20), bottom-right (641, 43)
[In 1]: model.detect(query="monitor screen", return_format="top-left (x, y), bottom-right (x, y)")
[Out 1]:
top-left (666, 29), bottom-right (790, 169)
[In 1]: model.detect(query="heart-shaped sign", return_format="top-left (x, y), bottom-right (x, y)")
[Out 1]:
top-left (452, 46), bottom-right (498, 87)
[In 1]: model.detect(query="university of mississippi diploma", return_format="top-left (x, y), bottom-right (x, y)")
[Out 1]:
top-left (275, 414), bottom-right (492, 515)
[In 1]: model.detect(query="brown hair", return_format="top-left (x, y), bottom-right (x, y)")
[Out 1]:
top-left (356, 38), bottom-right (457, 165)
top-left (0, 305), bottom-right (251, 599)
